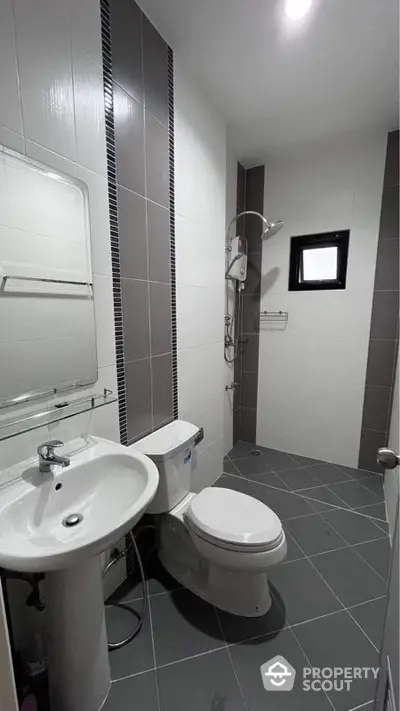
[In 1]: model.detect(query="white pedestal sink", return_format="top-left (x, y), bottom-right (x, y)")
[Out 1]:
top-left (0, 436), bottom-right (159, 711)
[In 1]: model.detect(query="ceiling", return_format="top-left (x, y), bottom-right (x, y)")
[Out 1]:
top-left (138, 0), bottom-right (399, 163)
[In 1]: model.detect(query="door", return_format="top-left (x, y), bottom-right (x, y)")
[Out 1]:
top-left (375, 353), bottom-right (399, 711)
top-left (0, 583), bottom-right (18, 711)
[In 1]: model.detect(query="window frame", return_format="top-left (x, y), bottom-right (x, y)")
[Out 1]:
top-left (288, 230), bottom-right (350, 291)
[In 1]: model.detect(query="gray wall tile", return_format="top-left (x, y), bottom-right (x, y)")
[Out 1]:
top-left (359, 429), bottom-right (386, 473)
top-left (374, 238), bottom-right (399, 290)
top-left (370, 291), bottom-right (399, 339)
top-left (362, 385), bottom-right (392, 432)
top-left (366, 339), bottom-right (397, 387)
top-left (126, 357), bottom-right (152, 441)
top-left (122, 278), bottom-right (150, 362)
top-left (114, 84), bottom-right (145, 195)
top-left (240, 334), bottom-right (259, 372)
top-left (239, 406), bottom-right (257, 443)
top-left (240, 371), bottom-right (258, 409)
top-left (152, 353), bottom-right (173, 427)
top-left (380, 186), bottom-right (399, 240)
top-left (236, 163), bottom-right (246, 212)
top-left (384, 130), bottom-right (399, 187)
top-left (142, 15), bottom-right (168, 127)
top-left (243, 252), bottom-right (261, 296)
top-left (145, 112), bottom-right (169, 207)
top-left (150, 281), bottom-right (172, 356)
top-left (147, 201), bottom-right (170, 283)
top-left (242, 295), bottom-right (260, 334)
top-left (110, 0), bottom-right (143, 103)
top-left (246, 166), bottom-right (265, 211)
top-left (118, 186), bottom-right (147, 280)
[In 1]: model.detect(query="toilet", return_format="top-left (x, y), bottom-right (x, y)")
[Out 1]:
top-left (131, 420), bottom-right (287, 617)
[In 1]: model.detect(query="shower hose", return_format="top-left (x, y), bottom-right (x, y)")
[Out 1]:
top-left (103, 527), bottom-right (151, 651)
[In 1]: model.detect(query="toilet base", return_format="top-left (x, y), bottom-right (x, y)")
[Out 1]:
top-left (158, 523), bottom-right (273, 617)
top-left (160, 547), bottom-right (272, 616)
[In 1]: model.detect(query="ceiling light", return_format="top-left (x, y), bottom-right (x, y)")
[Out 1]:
top-left (285, 0), bottom-right (312, 20)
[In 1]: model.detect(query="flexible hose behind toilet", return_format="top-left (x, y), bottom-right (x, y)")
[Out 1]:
top-left (104, 530), bottom-right (149, 651)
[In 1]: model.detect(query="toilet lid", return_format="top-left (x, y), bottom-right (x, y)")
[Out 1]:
top-left (185, 487), bottom-right (283, 548)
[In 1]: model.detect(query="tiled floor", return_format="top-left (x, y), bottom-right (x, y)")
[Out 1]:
top-left (103, 441), bottom-right (391, 711)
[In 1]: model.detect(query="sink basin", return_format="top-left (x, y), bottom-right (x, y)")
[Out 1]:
top-left (0, 436), bottom-right (159, 572)
top-left (0, 436), bottom-right (159, 711)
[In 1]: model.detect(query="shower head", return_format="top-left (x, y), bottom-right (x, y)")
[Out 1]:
top-left (226, 210), bottom-right (283, 244)
top-left (262, 220), bottom-right (283, 239)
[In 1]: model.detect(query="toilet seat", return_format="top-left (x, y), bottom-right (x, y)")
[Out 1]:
top-left (184, 487), bottom-right (284, 553)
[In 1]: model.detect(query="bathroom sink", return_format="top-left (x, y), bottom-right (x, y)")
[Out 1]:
top-left (0, 436), bottom-right (159, 573)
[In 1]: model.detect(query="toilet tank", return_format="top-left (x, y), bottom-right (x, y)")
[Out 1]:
top-left (130, 420), bottom-right (200, 514)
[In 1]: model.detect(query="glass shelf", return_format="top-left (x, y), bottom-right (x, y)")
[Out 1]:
top-left (0, 389), bottom-right (117, 442)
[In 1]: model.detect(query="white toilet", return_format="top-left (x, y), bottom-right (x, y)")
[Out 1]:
top-left (131, 420), bottom-right (287, 617)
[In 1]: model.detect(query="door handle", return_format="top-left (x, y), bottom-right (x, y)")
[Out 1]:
top-left (377, 447), bottom-right (400, 469)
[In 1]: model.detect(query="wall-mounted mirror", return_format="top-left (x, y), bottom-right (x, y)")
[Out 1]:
top-left (0, 145), bottom-right (98, 407)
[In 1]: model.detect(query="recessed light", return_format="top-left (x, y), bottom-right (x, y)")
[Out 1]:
top-left (285, 0), bottom-right (312, 20)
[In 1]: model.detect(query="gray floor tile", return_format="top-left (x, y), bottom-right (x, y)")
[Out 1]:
top-left (103, 670), bottom-right (158, 711)
top-left (353, 502), bottom-right (387, 522)
top-left (214, 474), bottom-right (261, 498)
top-left (357, 475), bottom-right (385, 501)
top-left (228, 441), bottom-right (259, 459)
top-left (349, 597), bottom-right (387, 650)
top-left (276, 466), bottom-right (322, 491)
top-left (241, 468), bottom-right (289, 490)
top-left (230, 627), bottom-right (333, 710)
top-left (150, 589), bottom-right (223, 666)
top-left (257, 448), bottom-right (300, 471)
top-left (285, 513), bottom-right (346, 556)
top-left (354, 538), bottom-right (392, 581)
top-left (216, 587), bottom-right (287, 644)
top-left (255, 488), bottom-right (316, 520)
top-left (146, 553), bottom-right (183, 596)
top-left (289, 453), bottom-right (324, 467)
top-left (311, 547), bottom-right (387, 607)
top-left (329, 480), bottom-right (382, 508)
top-left (223, 458), bottom-right (241, 475)
top-left (283, 530), bottom-right (305, 563)
top-left (157, 648), bottom-right (246, 711)
top-left (106, 601), bottom-right (154, 681)
top-left (268, 558), bottom-right (342, 625)
top-left (233, 454), bottom-right (274, 477)
top-left (306, 462), bottom-right (350, 485)
top-left (322, 509), bottom-right (385, 545)
top-left (335, 464), bottom-right (376, 480)
top-left (300, 485), bottom-right (350, 512)
top-left (294, 610), bottom-right (379, 711)
top-left (107, 574), bottom-right (145, 604)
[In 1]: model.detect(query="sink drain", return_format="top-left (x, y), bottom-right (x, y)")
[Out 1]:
top-left (62, 513), bottom-right (83, 528)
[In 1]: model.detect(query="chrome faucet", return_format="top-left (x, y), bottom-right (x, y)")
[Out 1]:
top-left (37, 440), bottom-right (70, 473)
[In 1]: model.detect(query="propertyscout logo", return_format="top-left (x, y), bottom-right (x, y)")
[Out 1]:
top-left (261, 657), bottom-right (379, 693)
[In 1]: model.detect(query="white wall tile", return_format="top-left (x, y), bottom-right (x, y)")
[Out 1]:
top-left (258, 132), bottom-right (387, 466)
top-left (175, 214), bottom-right (225, 289)
top-left (177, 284), bottom-right (224, 351)
top-left (78, 167), bottom-right (112, 277)
top-left (175, 57), bottom-right (227, 486)
top-left (73, 51), bottom-right (107, 176)
top-left (14, 0), bottom-right (76, 160)
top-left (25, 139), bottom-right (78, 177)
top-left (191, 437), bottom-right (224, 493)
top-left (68, 0), bottom-right (103, 68)
top-left (0, 126), bottom-right (24, 153)
top-left (0, 0), bottom-right (22, 134)
top-left (93, 274), bottom-right (116, 368)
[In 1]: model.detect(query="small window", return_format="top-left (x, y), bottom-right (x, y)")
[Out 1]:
top-left (289, 230), bottom-right (349, 291)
